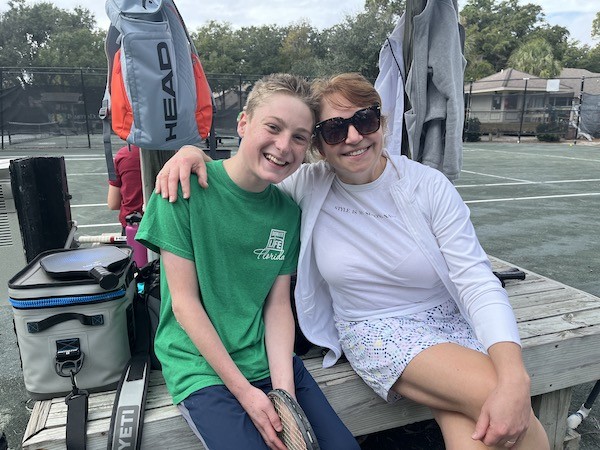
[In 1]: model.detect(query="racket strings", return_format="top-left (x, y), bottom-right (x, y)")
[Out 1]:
top-left (272, 396), bottom-right (308, 450)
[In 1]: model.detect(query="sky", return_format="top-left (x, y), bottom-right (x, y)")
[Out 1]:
top-left (1, 0), bottom-right (598, 47)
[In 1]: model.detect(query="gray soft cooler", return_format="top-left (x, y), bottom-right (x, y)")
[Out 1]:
top-left (8, 246), bottom-right (135, 400)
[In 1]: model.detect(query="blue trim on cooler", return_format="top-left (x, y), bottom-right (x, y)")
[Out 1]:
top-left (9, 288), bottom-right (127, 309)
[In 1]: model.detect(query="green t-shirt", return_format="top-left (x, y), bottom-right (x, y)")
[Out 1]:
top-left (136, 160), bottom-right (300, 404)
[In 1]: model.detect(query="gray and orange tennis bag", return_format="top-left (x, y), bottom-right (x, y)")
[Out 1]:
top-left (100, 0), bottom-right (213, 180)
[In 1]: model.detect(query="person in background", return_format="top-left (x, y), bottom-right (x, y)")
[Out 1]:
top-left (154, 73), bottom-right (550, 450)
top-left (136, 73), bottom-right (359, 450)
top-left (107, 144), bottom-right (143, 233)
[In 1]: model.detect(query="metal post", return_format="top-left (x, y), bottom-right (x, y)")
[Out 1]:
top-left (463, 80), bottom-right (473, 140)
top-left (79, 69), bottom-right (92, 149)
top-left (238, 74), bottom-right (243, 112)
top-left (0, 68), bottom-right (4, 150)
top-left (208, 105), bottom-right (217, 159)
top-left (517, 78), bottom-right (529, 144)
top-left (573, 76), bottom-right (585, 145)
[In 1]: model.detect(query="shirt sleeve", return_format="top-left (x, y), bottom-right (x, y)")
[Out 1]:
top-left (135, 188), bottom-right (194, 261)
top-left (424, 169), bottom-right (520, 349)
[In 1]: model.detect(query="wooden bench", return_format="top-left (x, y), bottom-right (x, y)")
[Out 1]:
top-left (22, 256), bottom-right (600, 450)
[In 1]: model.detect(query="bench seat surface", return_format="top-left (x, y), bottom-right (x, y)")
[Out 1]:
top-left (22, 256), bottom-right (600, 450)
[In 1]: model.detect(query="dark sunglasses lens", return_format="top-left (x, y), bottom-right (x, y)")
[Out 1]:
top-left (318, 107), bottom-right (380, 145)
top-left (321, 119), bottom-right (347, 145)
top-left (354, 108), bottom-right (380, 135)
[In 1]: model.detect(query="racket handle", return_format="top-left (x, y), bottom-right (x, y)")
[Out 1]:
top-left (90, 266), bottom-right (119, 290)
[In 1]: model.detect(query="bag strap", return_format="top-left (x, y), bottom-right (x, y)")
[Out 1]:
top-left (65, 373), bottom-right (89, 450)
top-left (106, 353), bottom-right (150, 450)
top-left (101, 100), bottom-right (117, 181)
top-left (100, 25), bottom-right (122, 182)
top-left (106, 294), bottom-right (152, 449)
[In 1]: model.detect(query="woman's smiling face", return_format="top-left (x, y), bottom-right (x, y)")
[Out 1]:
top-left (318, 94), bottom-right (386, 185)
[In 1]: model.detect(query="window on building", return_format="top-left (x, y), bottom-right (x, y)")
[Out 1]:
top-left (492, 94), bottom-right (501, 110)
top-left (549, 96), bottom-right (573, 107)
top-left (504, 94), bottom-right (518, 110)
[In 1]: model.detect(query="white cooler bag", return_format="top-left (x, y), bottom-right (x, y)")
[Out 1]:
top-left (8, 246), bottom-right (135, 400)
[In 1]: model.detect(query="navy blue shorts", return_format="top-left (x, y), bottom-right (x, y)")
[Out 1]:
top-left (179, 355), bottom-right (359, 450)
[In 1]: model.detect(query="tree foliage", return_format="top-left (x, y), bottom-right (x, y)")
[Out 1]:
top-left (1, 0), bottom-right (599, 86)
top-left (317, 4), bottom-right (398, 79)
top-left (508, 37), bottom-right (562, 77)
top-left (593, 12), bottom-right (600, 40)
top-left (0, 0), bottom-right (101, 68)
top-left (461, 0), bottom-right (545, 78)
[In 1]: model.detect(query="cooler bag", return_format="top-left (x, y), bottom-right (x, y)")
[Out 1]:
top-left (8, 246), bottom-right (136, 400)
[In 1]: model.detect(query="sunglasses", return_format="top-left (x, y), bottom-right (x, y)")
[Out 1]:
top-left (314, 105), bottom-right (381, 145)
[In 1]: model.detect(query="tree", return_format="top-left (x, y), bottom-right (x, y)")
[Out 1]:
top-left (528, 24), bottom-right (571, 62)
top-left (278, 21), bottom-right (324, 76)
top-left (460, 0), bottom-right (545, 76)
top-left (583, 45), bottom-right (600, 73)
top-left (318, 4), bottom-right (397, 79)
top-left (35, 27), bottom-right (105, 68)
top-left (508, 37), bottom-right (562, 77)
top-left (192, 21), bottom-right (243, 75)
top-left (0, 0), bottom-right (100, 68)
top-left (562, 44), bottom-right (591, 69)
top-left (235, 25), bottom-right (288, 75)
top-left (592, 12), bottom-right (600, 40)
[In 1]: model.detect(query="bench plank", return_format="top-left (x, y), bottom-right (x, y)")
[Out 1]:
top-left (22, 256), bottom-right (600, 450)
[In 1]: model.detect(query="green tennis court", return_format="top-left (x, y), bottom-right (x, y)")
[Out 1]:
top-left (0, 137), bottom-right (599, 449)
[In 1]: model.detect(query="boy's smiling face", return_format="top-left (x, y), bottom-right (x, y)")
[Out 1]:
top-left (229, 93), bottom-right (314, 192)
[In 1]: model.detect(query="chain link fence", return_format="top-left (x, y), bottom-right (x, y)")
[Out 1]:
top-left (2, 67), bottom-right (599, 149)
top-left (463, 74), bottom-right (600, 143)
top-left (0, 67), bottom-right (262, 150)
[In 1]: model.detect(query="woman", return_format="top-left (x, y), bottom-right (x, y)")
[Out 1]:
top-left (155, 73), bottom-right (549, 450)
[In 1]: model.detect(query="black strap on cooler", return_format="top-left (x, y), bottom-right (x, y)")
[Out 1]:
top-left (65, 372), bottom-right (89, 450)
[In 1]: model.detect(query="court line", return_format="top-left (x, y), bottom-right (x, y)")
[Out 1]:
top-left (464, 192), bottom-right (600, 204)
top-left (460, 170), bottom-right (533, 183)
top-left (71, 203), bottom-right (107, 208)
top-left (465, 147), bottom-right (600, 163)
top-left (0, 155), bottom-right (106, 161)
top-left (68, 173), bottom-right (107, 177)
top-left (457, 178), bottom-right (600, 188)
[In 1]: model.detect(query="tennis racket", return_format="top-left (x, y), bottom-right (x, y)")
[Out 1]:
top-left (268, 389), bottom-right (320, 450)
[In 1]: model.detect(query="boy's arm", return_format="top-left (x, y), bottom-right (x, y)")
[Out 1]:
top-left (155, 145), bottom-right (211, 202)
top-left (263, 274), bottom-right (296, 396)
top-left (107, 184), bottom-right (121, 210)
top-left (161, 250), bottom-right (286, 450)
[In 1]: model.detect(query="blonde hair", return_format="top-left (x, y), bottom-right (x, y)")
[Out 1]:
top-left (245, 73), bottom-right (319, 126)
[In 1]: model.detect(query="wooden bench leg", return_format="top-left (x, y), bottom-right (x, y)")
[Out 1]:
top-left (532, 388), bottom-right (572, 450)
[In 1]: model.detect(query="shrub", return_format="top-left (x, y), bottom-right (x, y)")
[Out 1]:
top-left (463, 118), bottom-right (481, 142)
top-left (536, 122), bottom-right (563, 142)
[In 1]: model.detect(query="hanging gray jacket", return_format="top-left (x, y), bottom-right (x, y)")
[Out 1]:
top-left (403, 0), bottom-right (465, 181)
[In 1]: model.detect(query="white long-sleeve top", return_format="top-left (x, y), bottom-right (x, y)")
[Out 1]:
top-left (278, 155), bottom-right (520, 368)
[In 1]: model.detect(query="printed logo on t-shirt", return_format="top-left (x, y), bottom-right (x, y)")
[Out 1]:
top-left (254, 229), bottom-right (286, 261)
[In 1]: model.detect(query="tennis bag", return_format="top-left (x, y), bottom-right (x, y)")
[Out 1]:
top-left (8, 246), bottom-right (136, 400)
top-left (100, 0), bottom-right (213, 180)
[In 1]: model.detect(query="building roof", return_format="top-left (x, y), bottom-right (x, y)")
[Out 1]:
top-left (466, 68), bottom-right (572, 94)
top-left (466, 67), bottom-right (600, 95)
top-left (559, 68), bottom-right (600, 95)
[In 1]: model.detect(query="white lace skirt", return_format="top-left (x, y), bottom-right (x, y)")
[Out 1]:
top-left (335, 299), bottom-right (486, 402)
